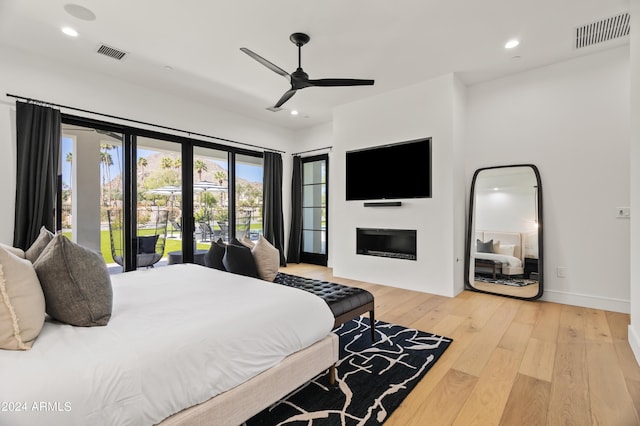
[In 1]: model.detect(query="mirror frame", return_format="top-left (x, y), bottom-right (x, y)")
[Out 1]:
top-left (464, 164), bottom-right (543, 300)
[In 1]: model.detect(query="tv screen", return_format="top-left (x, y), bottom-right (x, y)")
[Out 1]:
top-left (346, 138), bottom-right (432, 201)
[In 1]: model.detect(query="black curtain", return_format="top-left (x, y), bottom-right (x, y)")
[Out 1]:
top-left (13, 102), bottom-right (61, 249)
top-left (286, 155), bottom-right (303, 263)
top-left (263, 151), bottom-right (286, 266)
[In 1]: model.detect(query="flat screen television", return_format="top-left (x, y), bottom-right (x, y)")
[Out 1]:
top-left (346, 137), bottom-right (432, 201)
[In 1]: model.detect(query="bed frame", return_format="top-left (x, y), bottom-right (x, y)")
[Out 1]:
top-left (159, 333), bottom-right (339, 426)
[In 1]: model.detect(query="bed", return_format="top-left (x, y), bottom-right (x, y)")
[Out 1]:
top-left (0, 263), bottom-right (338, 426)
top-left (474, 231), bottom-right (527, 277)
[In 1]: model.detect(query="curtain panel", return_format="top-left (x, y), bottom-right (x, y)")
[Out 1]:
top-left (13, 102), bottom-right (61, 249)
top-left (262, 151), bottom-right (286, 266)
top-left (286, 155), bottom-right (303, 263)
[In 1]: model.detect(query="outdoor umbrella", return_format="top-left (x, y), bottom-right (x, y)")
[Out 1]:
top-left (148, 185), bottom-right (181, 236)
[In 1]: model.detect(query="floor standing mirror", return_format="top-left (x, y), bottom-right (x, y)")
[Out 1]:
top-left (465, 164), bottom-right (543, 300)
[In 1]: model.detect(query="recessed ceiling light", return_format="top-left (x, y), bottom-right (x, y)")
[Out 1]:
top-left (290, 110), bottom-right (299, 116)
top-left (505, 39), bottom-right (519, 49)
top-left (64, 4), bottom-right (96, 21)
top-left (62, 27), bottom-right (79, 37)
top-left (493, 187), bottom-right (499, 191)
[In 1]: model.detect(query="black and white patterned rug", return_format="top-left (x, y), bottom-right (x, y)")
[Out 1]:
top-left (246, 317), bottom-right (453, 425)
top-left (475, 276), bottom-right (537, 287)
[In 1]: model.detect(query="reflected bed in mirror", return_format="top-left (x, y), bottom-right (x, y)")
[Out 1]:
top-left (465, 164), bottom-right (543, 300)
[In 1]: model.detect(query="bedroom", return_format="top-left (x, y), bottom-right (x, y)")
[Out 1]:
top-left (1, 0), bottom-right (639, 424)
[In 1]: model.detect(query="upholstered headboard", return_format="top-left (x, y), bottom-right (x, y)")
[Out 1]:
top-left (476, 231), bottom-right (524, 261)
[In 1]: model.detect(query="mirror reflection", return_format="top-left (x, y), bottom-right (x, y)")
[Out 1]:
top-left (466, 165), bottom-right (543, 299)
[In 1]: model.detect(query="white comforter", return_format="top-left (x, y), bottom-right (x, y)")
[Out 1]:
top-left (0, 264), bottom-right (334, 425)
top-left (474, 252), bottom-right (522, 267)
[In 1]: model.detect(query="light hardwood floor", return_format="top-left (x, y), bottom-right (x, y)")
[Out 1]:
top-left (281, 263), bottom-right (640, 425)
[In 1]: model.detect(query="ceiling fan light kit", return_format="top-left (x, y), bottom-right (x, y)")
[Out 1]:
top-left (241, 32), bottom-right (375, 109)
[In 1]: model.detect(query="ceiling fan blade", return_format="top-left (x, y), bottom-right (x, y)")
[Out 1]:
top-left (240, 47), bottom-right (289, 78)
top-left (308, 78), bottom-right (374, 87)
top-left (274, 89), bottom-right (297, 108)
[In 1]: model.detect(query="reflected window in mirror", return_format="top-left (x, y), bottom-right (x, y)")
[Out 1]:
top-left (465, 164), bottom-right (543, 300)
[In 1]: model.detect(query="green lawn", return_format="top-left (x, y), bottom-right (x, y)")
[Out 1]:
top-left (63, 230), bottom-right (211, 265)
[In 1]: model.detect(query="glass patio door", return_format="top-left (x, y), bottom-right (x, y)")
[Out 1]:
top-left (301, 155), bottom-right (328, 265)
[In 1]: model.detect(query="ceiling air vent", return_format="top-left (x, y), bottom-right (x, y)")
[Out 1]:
top-left (97, 44), bottom-right (127, 60)
top-left (576, 12), bottom-right (630, 49)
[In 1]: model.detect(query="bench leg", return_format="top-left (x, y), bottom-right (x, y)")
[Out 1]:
top-left (370, 309), bottom-right (376, 341)
top-left (329, 364), bottom-right (336, 385)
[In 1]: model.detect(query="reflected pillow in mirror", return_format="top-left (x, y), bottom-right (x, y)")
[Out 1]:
top-left (476, 239), bottom-right (494, 253)
top-left (497, 244), bottom-right (515, 257)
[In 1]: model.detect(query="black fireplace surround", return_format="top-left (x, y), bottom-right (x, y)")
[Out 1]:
top-left (356, 228), bottom-right (417, 260)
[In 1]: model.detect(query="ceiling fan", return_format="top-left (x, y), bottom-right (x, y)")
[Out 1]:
top-left (241, 32), bottom-right (374, 109)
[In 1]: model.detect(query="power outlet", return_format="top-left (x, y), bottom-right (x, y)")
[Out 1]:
top-left (557, 267), bottom-right (567, 278)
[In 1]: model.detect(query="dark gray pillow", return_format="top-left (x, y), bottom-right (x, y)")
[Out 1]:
top-left (136, 235), bottom-right (159, 254)
top-left (222, 238), bottom-right (259, 278)
top-left (33, 235), bottom-right (112, 327)
top-left (204, 238), bottom-right (226, 271)
top-left (477, 239), bottom-right (494, 253)
top-left (25, 226), bottom-right (54, 263)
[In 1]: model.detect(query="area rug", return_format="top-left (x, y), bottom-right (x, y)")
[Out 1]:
top-left (245, 317), bottom-right (453, 425)
top-left (475, 276), bottom-right (537, 287)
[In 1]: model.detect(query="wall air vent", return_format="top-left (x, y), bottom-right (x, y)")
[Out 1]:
top-left (97, 44), bottom-right (127, 60)
top-left (576, 12), bottom-right (630, 49)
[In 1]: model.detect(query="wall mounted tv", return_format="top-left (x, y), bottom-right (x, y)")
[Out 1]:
top-left (346, 137), bottom-right (432, 201)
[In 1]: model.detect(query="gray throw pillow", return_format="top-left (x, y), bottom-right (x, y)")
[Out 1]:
top-left (204, 238), bottom-right (226, 271)
top-left (25, 226), bottom-right (54, 263)
top-left (223, 238), bottom-right (260, 279)
top-left (476, 239), bottom-right (494, 253)
top-left (33, 235), bottom-right (112, 327)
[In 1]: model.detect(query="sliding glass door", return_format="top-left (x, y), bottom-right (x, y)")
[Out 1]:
top-left (301, 155), bottom-right (328, 265)
top-left (61, 124), bottom-right (123, 271)
top-left (193, 146), bottom-right (229, 245)
top-left (60, 115), bottom-right (265, 272)
top-left (235, 154), bottom-right (264, 241)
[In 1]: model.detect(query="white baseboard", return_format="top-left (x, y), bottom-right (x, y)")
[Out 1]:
top-left (628, 325), bottom-right (640, 367)
top-left (541, 289), bottom-right (630, 313)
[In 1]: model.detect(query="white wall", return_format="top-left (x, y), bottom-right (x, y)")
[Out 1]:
top-left (331, 74), bottom-right (464, 297)
top-left (629, 0), bottom-right (640, 363)
top-left (0, 45), bottom-right (296, 245)
top-left (466, 46), bottom-right (630, 312)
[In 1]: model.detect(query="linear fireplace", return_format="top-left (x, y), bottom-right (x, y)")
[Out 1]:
top-left (356, 228), bottom-right (417, 260)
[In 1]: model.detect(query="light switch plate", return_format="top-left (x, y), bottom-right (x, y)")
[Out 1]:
top-left (616, 207), bottom-right (630, 218)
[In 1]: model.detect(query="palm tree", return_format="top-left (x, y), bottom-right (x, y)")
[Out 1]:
top-left (194, 159), bottom-right (208, 182)
top-left (174, 158), bottom-right (182, 169)
top-left (137, 157), bottom-right (148, 179)
top-left (65, 151), bottom-right (73, 192)
top-left (161, 157), bottom-right (174, 169)
top-left (214, 171), bottom-right (227, 186)
top-left (100, 151), bottom-right (114, 206)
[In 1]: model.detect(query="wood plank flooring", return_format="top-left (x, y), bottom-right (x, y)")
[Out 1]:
top-left (281, 263), bottom-right (640, 426)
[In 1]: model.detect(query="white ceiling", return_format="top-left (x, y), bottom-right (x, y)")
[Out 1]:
top-left (0, 0), bottom-right (630, 130)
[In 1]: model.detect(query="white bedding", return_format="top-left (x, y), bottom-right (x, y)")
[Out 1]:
top-left (474, 252), bottom-right (522, 267)
top-left (0, 264), bottom-right (334, 426)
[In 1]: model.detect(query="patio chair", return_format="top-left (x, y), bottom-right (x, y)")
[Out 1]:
top-left (170, 219), bottom-right (182, 238)
top-left (199, 221), bottom-right (214, 242)
top-left (235, 212), bottom-right (252, 241)
top-left (107, 209), bottom-right (169, 269)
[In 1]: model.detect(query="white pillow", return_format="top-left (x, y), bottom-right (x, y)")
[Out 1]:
top-left (497, 244), bottom-right (515, 257)
top-left (0, 247), bottom-right (46, 350)
top-left (251, 235), bottom-right (280, 282)
top-left (0, 242), bottom-right (25, 258)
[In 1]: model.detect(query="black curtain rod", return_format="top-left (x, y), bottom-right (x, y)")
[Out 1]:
top-left (292, 146), bottom-right (332, 156)
top-left (6, 93), bottom-right (286, 154)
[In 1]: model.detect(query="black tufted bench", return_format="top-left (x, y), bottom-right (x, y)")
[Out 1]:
top-left (273, 272), bottom-right (376, 341)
